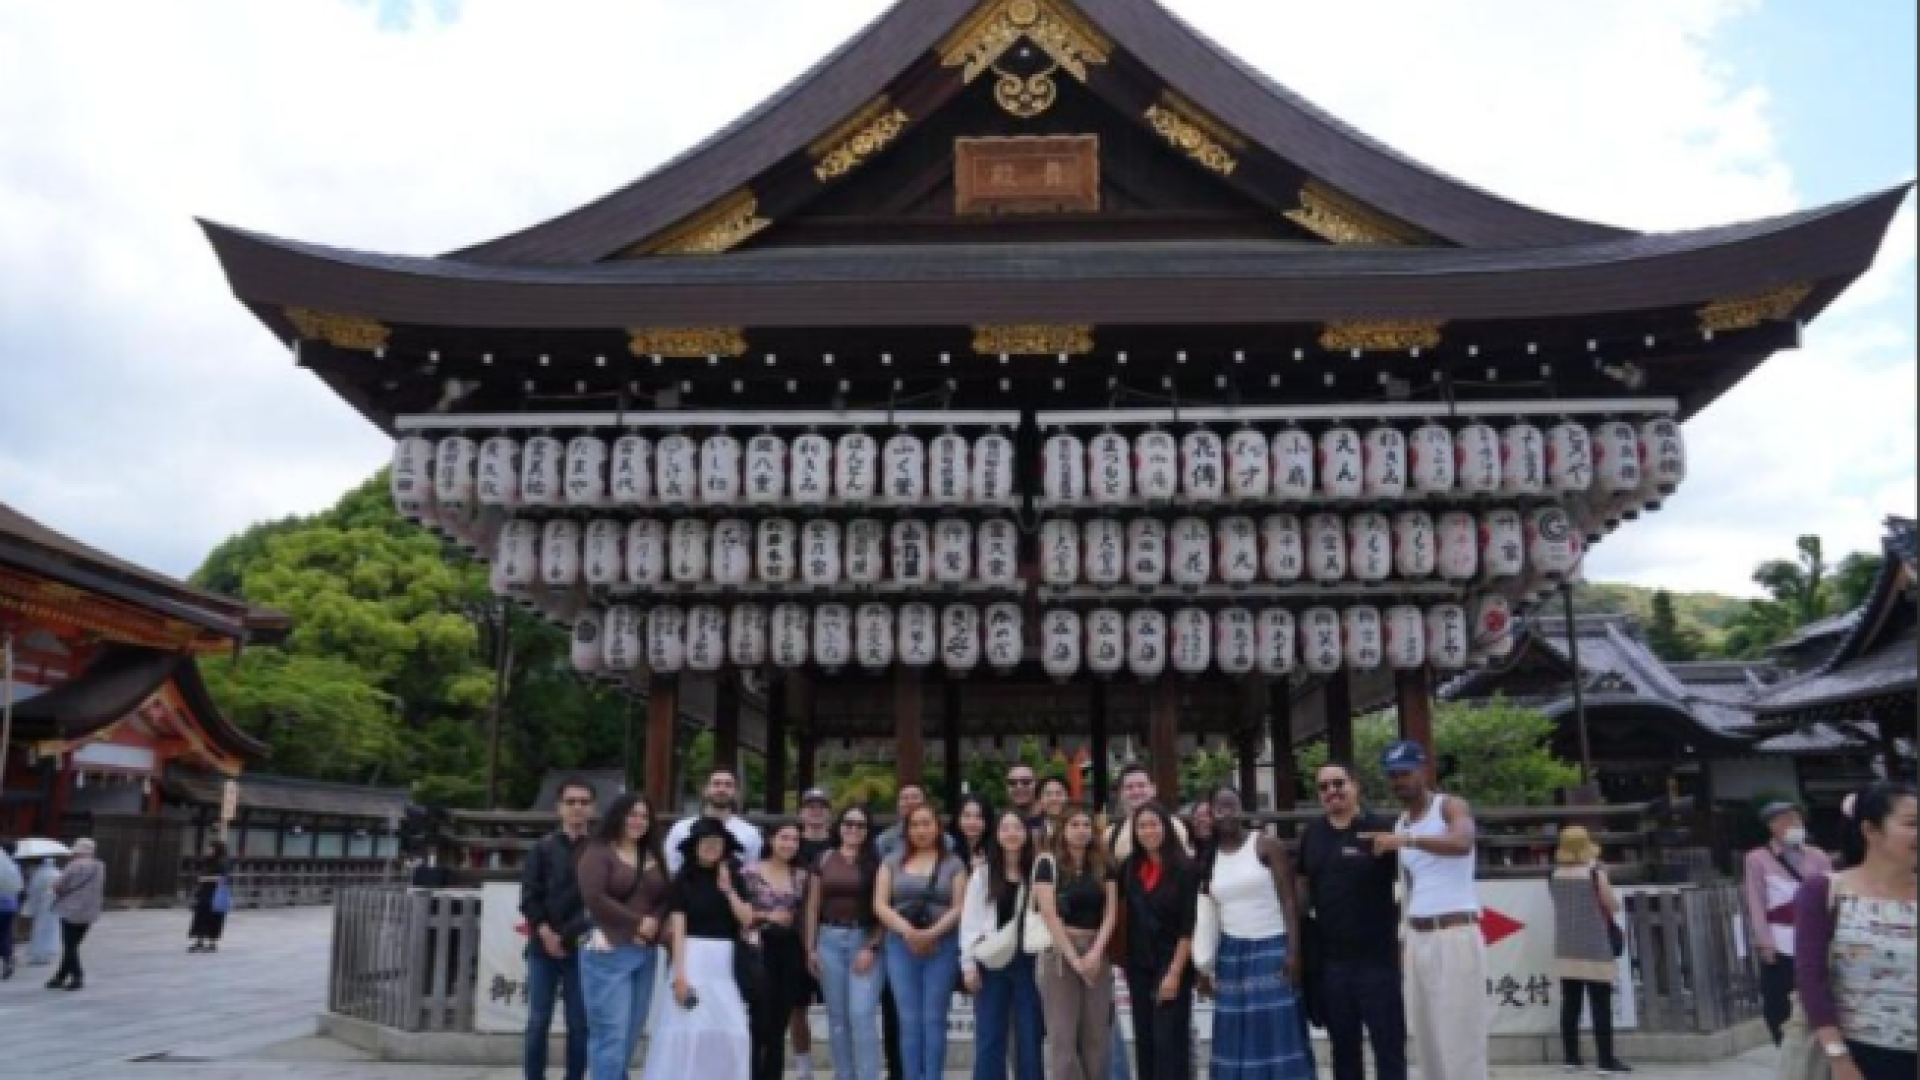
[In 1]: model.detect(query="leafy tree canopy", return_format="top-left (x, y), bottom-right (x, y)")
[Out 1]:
top-left (1297, 698), bottom-right (1580, 808)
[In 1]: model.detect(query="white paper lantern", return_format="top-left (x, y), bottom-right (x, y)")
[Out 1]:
top-left (1042, 434), bottom-right (1087, 503)
top-left (1089, 432), bottom-right (1133, 504)
top-left (478, 437), bottom-right (523, 509)
top-left (602, 605), bottom-right (642, 672)
top-left (1126, 518), bottom-right (1168, 587)
top-left (757, 519), bottom-right (798, 585)
top-left (1343, 606), bottom-right (1385, 670)
top-left (1593, 421), bottom-right (1641, 494)
top-left (655, 435), bottom-right (697, 506)
top-left (729, 603), bottom-right (768, 667)
top-left (572, 609), bottom-right (606, 674)
top-left (434, 437), bottom-right (479, 515)
top-left (688, 605), bottom-right (729, 672)
top-left (1086, 608), bottom-right (1126, 677)
top-left (941, 604), bottom-right (981, 673)
top-left (1172, 607), bottom-right (1213, 675)
top-left (710, 519), bottom-right (753, 587)
top-left (1216, 607), bottom-right (1256, 675)
top-left (744, 434), bottom-right (785, 505)
top-left (1472, 593), bottom-right (1515, 659)
top-left (1134, 431), bottom-right (1179, 502)
top-left (1041, 519), bottom-right (1080, 586)
top-left (1181, 430), bottom-right (1226, 503)
top-left (626, 520), bottom-right (666, 586)
top-left (698, 435), bottom-right (742, 506)
top-left (1127, 609), bottom-right (1168, 679)
top-left (1640, 418), bottom-right (1687, 494)
top-left (1300, 607), bottom-right (1343, 674)
top-left (541, 519), bottom-right (582, 586)
top-left (845, 519), bottom-right (886, 586)
top-left (1386, 605), bottom-right (1426, 670)
top-left (933, 518), bottom-right (974, 585)
top-left (883, 434), bottom-right (927, 506)
top-left (1171, 517), bottom-right (1213, 588)
top-left (1271, 427), bottom-right (1316, 500)
top-left (1217, 516), bottom-right (1260, 587)
top-left (1437, 511), bottom-right (1479, 581)
top-left (985, 603), bottom-right (1023, 671)
top-left (1454, 424), bottom-right (1501, 495)
top-left (392, 437), bottom-right (440, 521)
top-left (790, 435), bottom-right (832, 506)
top-left (1257, 608), bottom-right (1296, 676)
top-left (564, 436), bottom-right (609, 508)
top-left (1526, 506), bottom-right (1581, 580)
top-left (670, 519), bottom-right (711, 584)
top-left (771, 603), bottom-right (810, 669)
top-left (1546, 423), bottom-right (1593, 494)
top-left (521, 436), bottom-right (563, 508)
top-left (1226, 429), bottom-right (1270, 500)
top-left (584, 520), bottom-right (626, 586)
top-left (1409, 422), bottom-right (1456, 495)
top-left (1307, 513), bottom-right (1348, 583)
top-left (1042, 609), bottom-right (1083, 681)
top-left (1084, 518), bottom-right (1126, 587)
top-left (929, 434), bottom-right (971, 505)
top-left (834, 433), bottom-right (879, 503)
top-left (813, 603), bottom-right (853, 671)
top-left (802, 520), bottom-right (844, 587)
top-left (1426, 604), bottom-right (1471, 669)
top-left (856, 603), bottom-right (895, 670)
top-left (1479, 508), bottom-right (1525, 580)
top-left (1348, 512), bottom-right (1393, 583)
top-left (1499, 424), bottom-right (1545, 497)
top-left (1392, 510), bottom-right (1437, 579)
top-left (977, 519), bottom-right (1019, 588)
top-left (1261, 514), bottom-right (1305, 583)
top-left (1364, 427), bottom-right (1408, 500)
top-left (1318, 426), bottom-right (1365, 499)
top-left (648, 606), bottom-right (687, 674)
top-left (498, 519), bottom-right (540, 587)
top-left (891, 520), bottom-right (931, 586)
top-left (973, 433), bottom-right (1016, 505)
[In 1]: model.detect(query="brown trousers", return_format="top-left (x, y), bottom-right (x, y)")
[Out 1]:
top-left (1038, 928), bottom-right (1115, 1080)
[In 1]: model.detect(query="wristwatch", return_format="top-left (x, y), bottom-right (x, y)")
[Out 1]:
top-left (1822, 1042), bottom-right (1851, 1060)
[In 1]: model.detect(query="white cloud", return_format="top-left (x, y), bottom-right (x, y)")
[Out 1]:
top-left (0, 0), bottom-right (1911, 594)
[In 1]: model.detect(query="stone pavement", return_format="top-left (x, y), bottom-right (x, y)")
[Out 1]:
top-left (0, 904), bottom-right (1787, 1080)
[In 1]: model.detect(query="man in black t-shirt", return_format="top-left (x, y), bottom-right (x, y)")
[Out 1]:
top-left (1297, 761), bottom-right (1407, 1080)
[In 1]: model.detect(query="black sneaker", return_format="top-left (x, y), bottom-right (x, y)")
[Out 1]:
top-left (1598, 1061), bottom-right (1633, 1076)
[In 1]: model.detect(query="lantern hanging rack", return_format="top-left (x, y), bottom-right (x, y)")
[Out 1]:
top-left (396, 410), bottom-right (1022, 432)
top-left (1034, 397), bottom-right (1678, 429)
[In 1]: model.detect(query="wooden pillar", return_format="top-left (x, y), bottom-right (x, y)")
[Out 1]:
top-left (1396, 667), bottom-right (1435, 756)
top-left (1237, 678), bottom-right (1262, 808)
top-left (1324, 671), bottom-right (1355, 764)
top-left (1268, 679), bottom-right (1298, 811)
top-left (895, 666), bottom-right (925, 785)
top-left (1088, 681), bottom-right (1111, 812)
top-left (941, 675), bottom-right (964, 811)
top-left (1150, 681), bottom-right (1180, 804)
top-left (714, 672), bottom-right (740, 778)
top-left (792, 672), bottom-right (818, 794)
top-left (763, 669), bottom-right (789, 814)
top-left (645, 675), bottom-right (679, 806)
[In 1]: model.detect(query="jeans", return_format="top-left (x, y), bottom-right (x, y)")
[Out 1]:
top-left (818, 926), bottom-right (887, 1080)
top-left (1322, 961), bottom-right (1407, 1080)
top-left (1760, 955), bottom-right (1794, 1046)
top-left (1110, 1021), bottom-right (1133, 1080)
top-left (54, 921), bottom-right (89, 985)
top-left (0, 908), bottom-right (15, 966)
top-left (1560, 979), bottom-right (1616, 1066)
top-left (973, 953), bottom-right (1043, 1080)
top-left (1124, 966), bottom-right (1193, 1080)
top-left (581, 944), bottom-right (658, 1080)
top-left (525, 945), bottom-right (589, 1080)
top-left (884, 933), bottom-right (960, 1080)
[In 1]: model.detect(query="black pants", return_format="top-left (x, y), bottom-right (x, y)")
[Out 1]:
top-left (1760, 955), bottom-right (1795, 1045)
top-left (1125, 967), bottom-right (1195, 1080)
top-left (750, 932), bottom-right (807, 1080)
top-left (55, 921), bottom-right (90, 985)
top-left (1848, 1040), bottom-right (1918, 1080)
top-left (1323, 961), bottom-right (1408, 1080)
top-left (880, 981), bottom-right (902, 1080)
top-left (1560, 979), bottom-right (1615, 1065)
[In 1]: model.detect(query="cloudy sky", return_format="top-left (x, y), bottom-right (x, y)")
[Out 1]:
top-left (0, 0), bottom-right (1912, 596)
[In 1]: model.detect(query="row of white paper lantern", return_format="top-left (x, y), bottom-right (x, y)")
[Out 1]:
top-left (569, 598), bottom-right (1513, 679)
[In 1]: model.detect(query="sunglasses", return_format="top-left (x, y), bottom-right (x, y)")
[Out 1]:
top-left (1317, 779), bottom-right (1349, 793)
top-left (561, 798), bottom-right (594, 807)
top-left (843, 820), bottom-right (870, 829)
top-left (1008, 778), bottom-right (1036, 787)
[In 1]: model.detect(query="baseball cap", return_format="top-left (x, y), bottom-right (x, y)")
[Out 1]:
top-left (1380, 740), bottom-right (1429, 773)
top-left (801, 787), bottom-right (832, 806)
top-left (1759, 800), bottom-right (1799, 824)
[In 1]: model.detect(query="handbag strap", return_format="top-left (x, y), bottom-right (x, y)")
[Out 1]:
top-left (1589, 865), bottom-right (1609, 921)
top-left (1770, 847), bottom-right (1805, 884)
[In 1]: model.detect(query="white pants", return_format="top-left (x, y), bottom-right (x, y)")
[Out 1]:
top-left (1405, 924), bottom-right (1489, 1080)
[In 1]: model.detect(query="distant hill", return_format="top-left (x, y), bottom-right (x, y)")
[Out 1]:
top-left (1570, 582), bottom-right (1749, 655)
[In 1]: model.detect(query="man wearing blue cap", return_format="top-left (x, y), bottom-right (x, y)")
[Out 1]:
top-left (1364, 740), bottom-right (1487, 1080)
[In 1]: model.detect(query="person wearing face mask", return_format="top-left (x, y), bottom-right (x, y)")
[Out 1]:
top-left (1743, 801), bottom-right (1832, 1046)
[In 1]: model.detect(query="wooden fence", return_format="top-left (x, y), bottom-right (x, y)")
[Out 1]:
top-left (1621, 884), bottom-right (1760, 1032)
top-left (330, 888), bottom-right (485, 1033)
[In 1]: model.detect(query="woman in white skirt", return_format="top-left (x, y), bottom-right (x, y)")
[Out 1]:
top-left (646, 817), bottom-right (756, 1080)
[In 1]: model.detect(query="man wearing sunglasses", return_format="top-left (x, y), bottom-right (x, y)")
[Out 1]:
top-left (1298, 763), bottom-right (1406, 1080)
top-left (1006, 765), bottom-right (1047, 833)
top-left (519, 777), bottom-right (596, 1080)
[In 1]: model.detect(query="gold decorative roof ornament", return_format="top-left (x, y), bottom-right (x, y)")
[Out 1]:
top-left (1318, 320), bottom-right (1445, 353)
top-left (627, 327), bottom-right (749, 358)
top-left (939, 0), bottom-right (1111, 119)
top-left (1697, 282), bottom-right (1815, 333)
top-left (639, 190), bottom-right (771, 256)
top-left (972, 324), bottom-right (1095, 356)
top-left (283, 307), bottom-right (389, 351)
top-left (1285, 182), bottom-right (1429, 246)
top-left (1143, 93), bottom-right (1241, 177)
top-left (812, 99), bottom-right (913, 183)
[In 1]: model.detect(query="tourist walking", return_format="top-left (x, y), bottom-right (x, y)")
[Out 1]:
top-left (0, 839), bottom-right (21, 980)
top-left (806, 807), bottom-right (887, 1080)
top-left (577, 792), bottom-right (668, 1080)
top-left (1034, 804), bottom-right (1119, 1080)
top-left (187, 839), bottom-right (232, 953)
top-left (666, 767), bottom-right (764, 874)
top-left (746, 822), bottom-right (815, 1080)
top-left (46, 837), bottom-right (104, 991)
top-left (1199, 786), bottom-right (1311, 1080)
top-left (1297, 763), bottom-right (1405, 1080)
top-left (875, 804), bottom-right (967, 1080)
top-left (1794, 782), bottom-right (1917, 1080)
top-left (1743, 800), bottom-right (1832, 1045)
top-left (520, 777), bottom-right (594, 1080)
top-left (1369, 740), bottom-right (1487, 1080)
top-left (646, 817), bottom-right (756, 1080)
top-left (1548, 826), bottom-right (1629, 1075)
top-left (1120, 803), bottom-right (1198, 1080)
top-left (24, 855), bottom-right (60, 965)
top-left (959, 808), bottom-right (1043, 1080)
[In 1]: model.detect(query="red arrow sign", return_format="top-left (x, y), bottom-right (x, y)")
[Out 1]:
top-left (1480, 906), bottom-right (1525, 948)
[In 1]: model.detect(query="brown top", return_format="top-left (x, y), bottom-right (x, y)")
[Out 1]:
top-left (817, 850), bottom-right (870, 927)
top-left (577, 841), bottom-right (668, 945)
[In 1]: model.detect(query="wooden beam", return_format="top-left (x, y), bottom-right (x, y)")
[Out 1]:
top-left (1237, 677), bottom-right (1261, 808)
top-left (714, 672), bottom-right (740, 778)
top-left (1268, 679), bottom-right (1298, 812)
top-left (941, 675), bottom-right (963, 812)
top-left (1088, 680), bottom-right (1111, 812)
top-left (895, 666), bottom-right (925, 785)
top-left (1396, 667), bottom-right (1434, 757)
top-left (792, 671), bottom-right (818, 794)
top-left (1150, 680), bottom-right (1180, 802)
top-left (644, 675), bottom-right (678, 806)
top-left (1325, 671), bottom-right (1354, 764)
top-left (763, 670), bottom-right (789, 814)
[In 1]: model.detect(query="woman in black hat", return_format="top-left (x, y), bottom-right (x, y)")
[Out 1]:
top-left (643, 817), bottom-right (756, 1080)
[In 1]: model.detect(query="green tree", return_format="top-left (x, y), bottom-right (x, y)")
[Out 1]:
top-left (1724, 535), bottom-right (1837, 658)
top-left (1298, 697), bottom-right (1580, 807)
top-left (1829, 551), bottom-right (1884, 612)
top-left (1646, 589), bottom-right (1704, 662)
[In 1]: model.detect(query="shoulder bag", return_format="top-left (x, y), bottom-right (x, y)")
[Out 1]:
top-left (971, 878), bottom-right (1028, 970)
top-left (1590, 866), bottom-right (1624, 958)
top-left (1022, 856), bottom-right (1057, 956)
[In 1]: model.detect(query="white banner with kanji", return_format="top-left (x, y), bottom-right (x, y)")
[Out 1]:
top-left (1477, 880), bottom-right (1637, 1035)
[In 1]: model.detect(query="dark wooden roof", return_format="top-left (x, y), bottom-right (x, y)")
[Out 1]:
top-left (10, 644), bottom-right (270, 761)
top-left (166, 767), bottom-right (408, 820)
top-left (1755, 518), bottom-right (1918, 722)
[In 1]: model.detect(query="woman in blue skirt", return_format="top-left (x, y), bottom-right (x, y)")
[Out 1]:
top-left (1199, 786), bottom-right (1312, 1080)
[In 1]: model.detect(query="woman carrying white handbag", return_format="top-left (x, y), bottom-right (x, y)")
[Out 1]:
top-left (959, 809), bottom-right (1044, 1080)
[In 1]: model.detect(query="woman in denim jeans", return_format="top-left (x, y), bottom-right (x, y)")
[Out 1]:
top-left (806, 808), bottom-right (886, 1080)
top-left (577, 793), bottom-right (668, 1080)
top-left (875, 805), bottom-right (969, 1080)
top-left (959, 809), bottom-right (1043, 1080)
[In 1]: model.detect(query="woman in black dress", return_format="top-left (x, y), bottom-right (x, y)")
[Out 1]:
top-left (188, 840), bottom-right (230, 953)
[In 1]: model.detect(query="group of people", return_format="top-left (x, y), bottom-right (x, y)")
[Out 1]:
top-left (0, 837), bottom-right (105, 989)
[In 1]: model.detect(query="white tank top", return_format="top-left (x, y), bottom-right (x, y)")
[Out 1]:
top-left (1210, 834), bottom-right (1288, 940)
top-left (1399, 794), bottom-right (1480, 919)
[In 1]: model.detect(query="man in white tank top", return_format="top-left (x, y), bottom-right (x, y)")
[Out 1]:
top-left (1364, 740), bottom-right (1488, 1080)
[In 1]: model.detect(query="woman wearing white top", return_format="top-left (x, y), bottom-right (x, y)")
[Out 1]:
top-left (1198, 786), bottom-right (1310, 1080)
